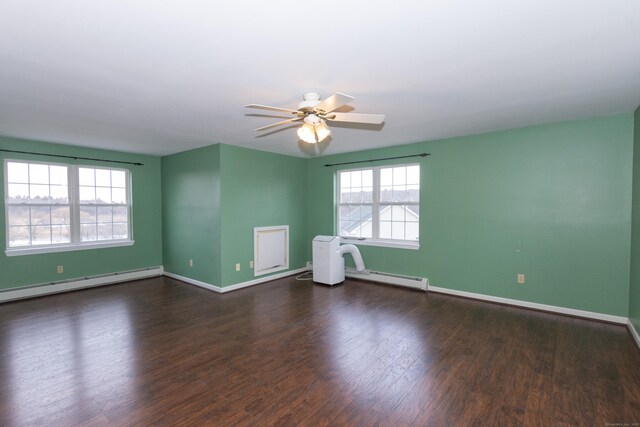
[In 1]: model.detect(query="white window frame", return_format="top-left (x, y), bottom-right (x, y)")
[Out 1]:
top-left (336, 163), bottom-right (420, 250)
top-left (4, 159), bottom-right (134, 256)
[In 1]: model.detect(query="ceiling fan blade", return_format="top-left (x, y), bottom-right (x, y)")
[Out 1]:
top-left (313, 93), bottom-right (354, 114)
top-left (254, 117), bottom-right (303, 131)
top-left (324, 112), bottom-right (385, 124)
top-left (245, 104), bottom-right (300, 114)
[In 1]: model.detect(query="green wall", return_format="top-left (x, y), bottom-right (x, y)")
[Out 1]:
top-left (161, 144), bottom-right (308, 288)
top-left (219, 145), bottom-right (308, 286)
top-left (0, 136), bottom-right (163, 290)
top-left (162, 144), bottom-right (221, 285)
top-left (629, 106), bottom-right (640, 330)
top-left (308, 114), bottom-right (634, 316)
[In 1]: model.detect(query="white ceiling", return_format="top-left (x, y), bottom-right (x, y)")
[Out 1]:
top-left (1, 1), bottom-right (639, 158)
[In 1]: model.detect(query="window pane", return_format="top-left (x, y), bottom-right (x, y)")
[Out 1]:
top-left (31, 226), bottom-right (52, 245)
top-left (78, 168), bottom-right (96, 186)
top-left (379, 205), bottom-right (392, 221)
top-left (7, 162), bottom-right (29, 183)
top-left (50, 185), bottom-right (69, 203)
top-left (406, 222), bottom-right (419, 241)
top-left (112, 170), bottom-right (126, 188)
top-left (338, 206), bottom-right (350, 220)
top-left (359, 220), bottom-right (372, 238)
top-left (50, 166), bottom-right (68, 185)
top-left (31, 206), bottom-right (51, 226)
top-left (391, 222), bottom-right (405, 240)
top-left (81, 224), bottom-right (97, 241)
top-left (346, 225), bottom-right (357, 237)
top-left (51, 225), bottom-right (71, 244)
top-left (96, 187), bottom-right (112, 204)
top-left (29, 184), bottom-right (50, 203)
top-left (392, 205), bottom-right (406, 222)
top-left (97, 223), bottom-right (113, 241)
top-left (79, 168), bottom-right (95, 186)
top-left (350, 190), bottom-right (362, 204)
top-left (97, 206), bottom-right (113, 222)
top-left (393, 167), bottom-right (406, 185)
top-left (407, 165), bottom-right (420, 185)
top-left (113, 223), bottom-right (129, 239)
top-left (363, 206), bottom-right (374, 223)
top-left (406, 185), bottom-right (419, 203)
top-left (112, 189), bottom-right (126, 204)
top-left (351, 170), bottom-right (362, 188)
top-left (7, 206), bottom-right (30, 226)
top-left (339, 220), bottom-right (351, 236)
top-left (7, 184), bottom-right (29, 202)
top-left (113, 206), bottom-right (128, 222)
top-left (96, 169), bottom-right (111, 187)
top-left (407, 204), bottom-right (420, 219)
top-left (80, 206), bottom-right (97, 224)
top-left (380, 221), bottom-right (392, 239)
top-left (362, 170), bottom-right (373, 187)
top-left (380, 186), bottom-right (392, 202)
top-left (340, 191), bottom-right (350, 204)
top-left (392, 186), bottom-right (406, 202)
top-left (79, 186), bottom-right (96, 203)
top-left (8, 226), bottom-right (30, 247)
top-left (340, 171), bottom-right (350, 188)
top-left (362, 187), bottom-right (373, 203)
top-left (29, 164), bottom-right (49, 184)
top-left (380, 168), bottom-right (392, 186)
top-left (51, 206), bottom-right (71, 225)
top-left (349, 206), bottom-right (361, 221)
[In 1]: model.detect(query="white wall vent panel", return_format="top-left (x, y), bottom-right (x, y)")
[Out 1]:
top-left (254, 225), bottom-right (289, 277)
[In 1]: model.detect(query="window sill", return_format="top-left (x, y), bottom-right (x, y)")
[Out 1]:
top-left (339, 238), bottom-right (420, 250)
top-left (5, 240), bottom-right (135, 257)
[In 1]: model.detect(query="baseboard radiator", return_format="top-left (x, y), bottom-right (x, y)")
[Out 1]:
top-left (0, 266), bottom-right (164, 303)
top-left (346, 268), bottom-right (428, 291)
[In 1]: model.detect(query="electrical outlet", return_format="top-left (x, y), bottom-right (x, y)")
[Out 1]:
top-left (249, 260), bottom-right (254, 269)
top-left (57, 265), bottom-right (64, 274)
top-left (189, 259), bottom-right (193, 267)
top-left (517, 274), bottom-right (525, 284)
top-left (235, 263), bottom-right (240, 272)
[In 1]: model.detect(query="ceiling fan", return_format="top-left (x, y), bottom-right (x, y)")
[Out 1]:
top-left (245, 92), bottom-right (385, 144)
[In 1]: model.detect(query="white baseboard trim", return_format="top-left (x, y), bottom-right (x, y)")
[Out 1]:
top-left (628, 320), bottom-right (640, 350)
top-left (346, 268), bottom-right (428, 291)
top-left (0, 266), bottom-right (164, 303)
top-left (164, 267), bottom-right (307, 294)
top-left (223, 268), bottom-right (307, 292)
top-left (163, 272), bottom-right (222, 292)
top-left (429, 285), bottom-right (628, 324)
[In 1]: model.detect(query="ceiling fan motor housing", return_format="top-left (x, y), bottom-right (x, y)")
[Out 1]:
top-left (298, 91), bottom-right (321, 110)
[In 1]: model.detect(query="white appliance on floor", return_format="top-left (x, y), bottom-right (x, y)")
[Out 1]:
top-left (312, 236), bottom-right (366, 285)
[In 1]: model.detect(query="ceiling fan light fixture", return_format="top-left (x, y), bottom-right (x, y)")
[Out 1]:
top-left (316, 120), bottom-right (331, 141)
top-left (297, 121), bottom-right (331, 144)
top-left (304, 114), bottom-right (321, 125)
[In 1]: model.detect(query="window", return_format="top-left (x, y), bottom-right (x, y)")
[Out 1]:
top-left (337, 164), bottom-right (420, 249)
top-left (4, 160), bottom-right (132, 255)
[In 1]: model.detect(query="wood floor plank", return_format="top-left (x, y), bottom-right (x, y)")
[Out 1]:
top-left (0, 276), bottom-right (638, 426)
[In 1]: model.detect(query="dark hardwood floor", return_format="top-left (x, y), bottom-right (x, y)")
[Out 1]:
top-left (0, 275), bottom-right (639, 426)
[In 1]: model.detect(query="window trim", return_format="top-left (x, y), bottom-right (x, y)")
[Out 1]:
top-left (339, 237), bottom-right (420, 250)
top-left (336, 163), bottom-right (420, 250)
top-left (4, 159), bottom-right (134, 256)
top-left (5, 240), bottom-right (135, 257)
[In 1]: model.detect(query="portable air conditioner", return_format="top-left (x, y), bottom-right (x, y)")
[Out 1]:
top-left (312, 236), bottom-right (365, 285)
